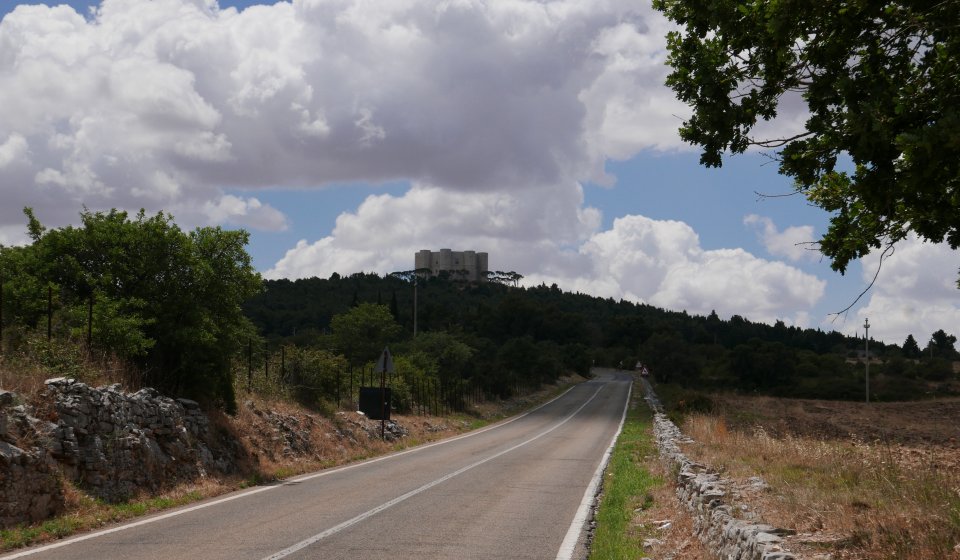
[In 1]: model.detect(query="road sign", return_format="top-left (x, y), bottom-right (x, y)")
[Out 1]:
top-left (359, 388), bottom-right (392, 420)
top-left (375, 347), bottom-right (395, 374)
top-left (374, 347), bottom-right (394, 439)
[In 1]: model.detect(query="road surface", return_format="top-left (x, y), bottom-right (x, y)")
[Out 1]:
top-left (5, 371), bottom-right (632, 560)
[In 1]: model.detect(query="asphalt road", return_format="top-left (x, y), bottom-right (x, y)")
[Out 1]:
top-left (6, 371), bottom-right (632, 560)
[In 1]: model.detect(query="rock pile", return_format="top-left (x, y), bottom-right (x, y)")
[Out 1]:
top-left (640, 378), bottom-right (798, 560)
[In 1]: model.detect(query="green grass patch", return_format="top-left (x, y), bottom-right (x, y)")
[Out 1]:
top-left (0, 490), bottom-right (209, 552)
top-left (589, 396), bottom-right (661, 559)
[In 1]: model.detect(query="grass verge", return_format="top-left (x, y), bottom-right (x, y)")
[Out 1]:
top-left (0, 483), bottom-right (213, 551)
top-left (589, 387), bottom-right (661, 559)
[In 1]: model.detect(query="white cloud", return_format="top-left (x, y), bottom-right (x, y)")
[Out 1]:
top-left (200, 194), bottom-right (289, 232)
top-left (268, 184), bottom-right (825, 326)
top-left (0, 0), bottom-right (854, 329)
top-left (559, 215), bottom-right (824, 325)
top-left (268, 180), bottom-right (602, 278)
top-left (0, 0), bottom-right (699, 233)
top-left (845, 235), bottom-right (960, 344)
top-left (0, 133), bottom-right (27, 168)
top-left (744, 214), bottom-right (819, 262)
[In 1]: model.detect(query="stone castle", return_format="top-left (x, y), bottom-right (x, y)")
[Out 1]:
top-left (415, 249), bottom-right (488, 282)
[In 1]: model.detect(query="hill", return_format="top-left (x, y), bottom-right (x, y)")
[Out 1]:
top-left (244, 273), bottom-right (959, 401)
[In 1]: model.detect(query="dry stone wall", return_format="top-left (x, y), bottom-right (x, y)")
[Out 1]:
top-left (44, 377), bottom-right (232, 503)
top-left (0, 378), bottom-right (239, 528)
top-left (640, 379), bottom-right (798, 560)
top-left (0, 391), bottom-right (64, 527)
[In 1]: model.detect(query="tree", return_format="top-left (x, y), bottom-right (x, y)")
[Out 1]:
top-left (926, 329), bottom-right (958, 359)
top-left (389, 290), bottom-right (400, 322)
top-left (654, 0), bottom-right (960, 278)
top-left (10, 208), bottom-right (262, 411)
top-left (407, 331), bottom-right (473, 379)
top-left (902, 334), bottom-right (921, 359)
top-left (330, 303), bottom-right (401, 366)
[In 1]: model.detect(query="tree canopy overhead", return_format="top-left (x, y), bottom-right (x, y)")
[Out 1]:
top-left (654, 0), bottom-right (960, 276)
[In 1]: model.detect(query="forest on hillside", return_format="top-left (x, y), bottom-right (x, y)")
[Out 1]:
top-left (244, 272), bottom-right (960, 403)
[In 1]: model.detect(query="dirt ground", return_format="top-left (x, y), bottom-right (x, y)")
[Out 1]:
top-left (713, 394), bottom-right (960, 474)
top-left (716, 394), bottom-right (960, 446)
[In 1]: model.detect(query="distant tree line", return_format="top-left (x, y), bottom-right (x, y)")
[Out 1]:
top-left (245, 273), bottom-right (959, 403)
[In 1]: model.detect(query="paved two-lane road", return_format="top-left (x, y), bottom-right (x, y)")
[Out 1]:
top-left (6, 371), bottom-right (632, 560)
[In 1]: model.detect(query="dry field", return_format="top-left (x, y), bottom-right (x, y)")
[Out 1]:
top-left (679, 394), bottom-right (960, 559)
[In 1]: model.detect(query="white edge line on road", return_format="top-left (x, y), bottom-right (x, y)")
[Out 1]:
top-left (261, 384), bottom-right (608, 560)
top-left (555, 378), bottom-right (633, 560)
top-left (0, 384), bottom-right (580, 559)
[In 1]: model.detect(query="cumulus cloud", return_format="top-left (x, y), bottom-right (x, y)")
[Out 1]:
top-left (269, 184), bottom-right (825, 325)
top-left (268, 180), bottom-right (601, 278)
top-left (744, 214), bottom-right (819, 262)
top-left (549, 215), bottom-right (824, 325)
top-left (1, 0), bottom-right (839, 327)
top-left (0, 0), bottom-right (691, 235)
top-left (844, 235), bottom-right (960, 344)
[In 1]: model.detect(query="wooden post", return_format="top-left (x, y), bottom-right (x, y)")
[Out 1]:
top-left (247, 339), bottom-right (252, 392)
top-left (86, 294), bottom-right (93, 351)
top-left (47, 285), bottom-right (52, 341)
top-left (380, 350), bottom-right (386, 440)
top-left (0, 266), bottom-right (4, 355)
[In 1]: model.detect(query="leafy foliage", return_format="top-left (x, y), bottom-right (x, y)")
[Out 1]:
top-left (0, 208), bottom-right (262, 411)
top-left (654, 0), bottom-right (960, 275)
top-left (331, 303), bottom-right (402, 366)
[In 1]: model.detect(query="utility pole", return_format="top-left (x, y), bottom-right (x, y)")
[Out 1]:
top-left (864, 318), bottom-right (870, 404)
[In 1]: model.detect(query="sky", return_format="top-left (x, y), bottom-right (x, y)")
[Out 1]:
top-left (0, 0), bottom-right (957, 345)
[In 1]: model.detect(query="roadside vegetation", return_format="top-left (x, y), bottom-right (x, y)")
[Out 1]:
top-left (590, 377), bottom-right (711, 560)
top-left (589, 388), bottom-right (660, 559)
top-left (0, 341), bottom-right (584, 552)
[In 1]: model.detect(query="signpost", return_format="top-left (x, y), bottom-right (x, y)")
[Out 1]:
top-left (374, 346), bottom-right (395, 439)
top-left (864, 318), bottom-right (870, 404)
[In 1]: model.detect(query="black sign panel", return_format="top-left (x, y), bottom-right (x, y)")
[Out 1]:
top-left (359, 387), bottom-right (392, 420)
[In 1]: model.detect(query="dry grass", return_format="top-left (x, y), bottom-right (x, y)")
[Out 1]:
top-left (0, 334), bottom-right (133, 401)
top-left (681, 411), bottom-right (960, 559)
top-left (631, 453), bottom-right (712, 560)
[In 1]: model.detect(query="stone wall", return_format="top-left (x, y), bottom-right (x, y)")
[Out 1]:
top-left (640, 378), bottom-right (798, 560)
top-left (0, 391), bottom-right (64, 527)
top-left (0, 378), bottom-right (240, 528)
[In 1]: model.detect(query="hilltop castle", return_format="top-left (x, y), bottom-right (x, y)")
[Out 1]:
top-left (414, 249), bottom-right (488, 282)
